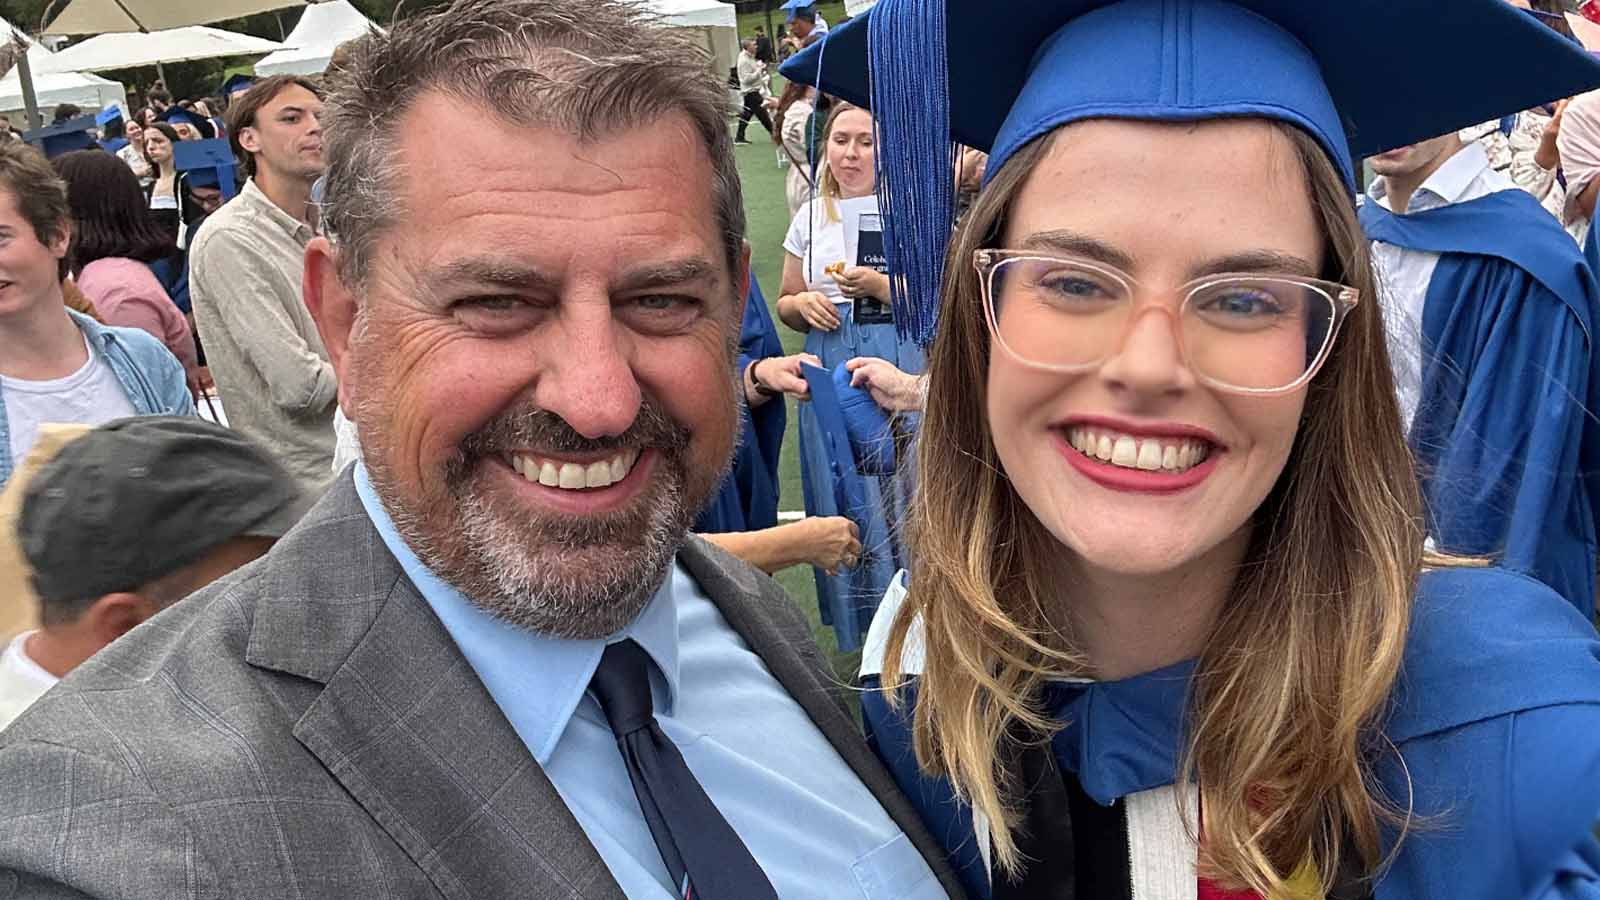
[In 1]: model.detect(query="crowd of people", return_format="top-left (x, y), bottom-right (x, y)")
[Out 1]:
top-left (0, 0), bottom-right (1596, 897)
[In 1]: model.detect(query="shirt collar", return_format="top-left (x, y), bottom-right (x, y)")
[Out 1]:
top-left (240, 177), bottom-right (314, 244)
top-left (1367, 141), bottom-right (1492, 213)
top-left (352, 462), bottom-right (680, 764)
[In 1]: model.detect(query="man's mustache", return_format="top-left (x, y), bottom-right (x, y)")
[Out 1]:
top-left (460, 400), bottom-right (691, 458)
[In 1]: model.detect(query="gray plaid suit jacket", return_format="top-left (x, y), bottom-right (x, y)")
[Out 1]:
top-left (0, 474), bottom-right (967, 900)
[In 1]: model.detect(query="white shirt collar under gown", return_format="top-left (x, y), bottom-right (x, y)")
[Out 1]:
top-left (1365, 142), bottom-right (1513, 427)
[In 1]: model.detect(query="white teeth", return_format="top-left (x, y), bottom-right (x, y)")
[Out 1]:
top-left (1066, 428), bottom-right (1213, 475)
top-left (1110, 436), bottom-right (1138, 467)
top-left (558, 463), bottom-right (586, 489)
top-left (1136, 439), bottom-right (1163, 471)
top-left (510, 450), bottom-right (640, 491)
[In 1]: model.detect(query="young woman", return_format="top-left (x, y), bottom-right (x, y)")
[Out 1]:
top-left (788, 1), bottom-right (1600, 898)
top-left (118, 119), bottom-right (152, 184)
top-left (777, 102), bottom-right (922, 649)
top-left (53, 150), bottom-right (201, 397)
top-left (142, 122), bottom-right (183, 242)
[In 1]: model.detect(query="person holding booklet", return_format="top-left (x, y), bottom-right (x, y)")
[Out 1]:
top-left (777, 102), bottom-right (921, 649)
top-left (786, 0), bottom-right (1600, 897)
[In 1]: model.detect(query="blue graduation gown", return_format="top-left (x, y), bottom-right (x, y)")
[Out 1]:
top-left (693, 277), bottom-right (787, 534)
top-left (861, 567), bottom-right (1600, 899)
top-left (1361, 191), bottom-right (1600, 617)
top-left (796, 308), bottom-right (924, 650)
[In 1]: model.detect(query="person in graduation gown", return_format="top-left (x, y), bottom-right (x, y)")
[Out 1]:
top-left (694, 276), bottom-right (866, 576)
top-left (784, 1), bottom-right (1600, 898)
top-left (776, 101), bottom-right (923, 650)
top-left (1362, 127), bottom-right (1600, 618)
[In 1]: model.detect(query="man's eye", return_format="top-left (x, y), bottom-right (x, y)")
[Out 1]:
top-left (463, 296), bottom-right (524, 312)
top-left (635, 295), bottom-right (696, 311)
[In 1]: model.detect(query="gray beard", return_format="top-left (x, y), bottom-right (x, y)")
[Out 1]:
top-left (368, 454), bottom-right (694, 640)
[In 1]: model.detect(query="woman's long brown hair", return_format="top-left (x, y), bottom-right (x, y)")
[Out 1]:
top-left (882, 123), bottom-right (1426, 897)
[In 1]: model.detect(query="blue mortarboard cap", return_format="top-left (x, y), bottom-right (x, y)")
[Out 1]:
top-left (22, 114), bottom-right (100, 159)
top-left (184, 167), bottom-right (220, 189)
top-left (156, 105), bottom-right (216, 140)
top-left (94, 105), bottom-right (123, 127)
top-left (172, 138), bottom-right (238, 200)
top-left (783, 0), bottom-right (811, 19)
top-left (781, 0), bottom-right (1600, 347)
top-left (221, 73), bottom-right (255, 96)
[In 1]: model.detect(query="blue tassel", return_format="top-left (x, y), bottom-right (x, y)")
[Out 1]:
top-left (868, 0), bottom-right (956, 348)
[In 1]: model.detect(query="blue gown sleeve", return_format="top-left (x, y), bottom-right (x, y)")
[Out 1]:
top-left (1377, 704), bottom-right (1600, 900)
top-left (696, 277), bottom-right (787, 533)
top-left (1412, 262), bottom-right (1597, 615)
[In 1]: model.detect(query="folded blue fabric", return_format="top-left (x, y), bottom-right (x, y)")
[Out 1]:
top-left (833, 364), bottom-right (896, 475)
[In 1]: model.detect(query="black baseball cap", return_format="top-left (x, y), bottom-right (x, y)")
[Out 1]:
top-left (19, 417), bottom-right (310, 603)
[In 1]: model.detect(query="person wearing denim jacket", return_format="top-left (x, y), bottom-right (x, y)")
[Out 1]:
top-left (0, 309), bottom-right (194, 487)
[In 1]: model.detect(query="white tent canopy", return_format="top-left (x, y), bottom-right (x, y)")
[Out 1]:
top-left (36, 26), bottom-right (284, 74)
top-left (650, 0), bottom-right (736, 85)
top-left (844, 0), bottom-right (877, 16)
top-left (0, 17), bottom-right (126, 124)
top-left (653, 0), bottom-right (736, 29)
top-left (254, 0), bottom-right (380, 76)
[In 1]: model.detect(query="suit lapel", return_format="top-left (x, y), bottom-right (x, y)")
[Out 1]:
top-left (678, 537), bottom-right (971, 900)
top-left (246, 476), bottom-right (625, 900)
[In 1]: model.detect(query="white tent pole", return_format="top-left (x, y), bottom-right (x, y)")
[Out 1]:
top-left (15, 47), bottom-right (39, 130)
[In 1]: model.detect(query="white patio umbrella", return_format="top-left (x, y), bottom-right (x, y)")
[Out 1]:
top-left (43, 0), bottom-right (308, 36)
top-left (35, 26), bottom-right (285, 74)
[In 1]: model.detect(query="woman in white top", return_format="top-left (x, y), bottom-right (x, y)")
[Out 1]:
top-left (776, 103), bottom-right (921, 649)
top-left (117, 120), bottom-right (152, 184)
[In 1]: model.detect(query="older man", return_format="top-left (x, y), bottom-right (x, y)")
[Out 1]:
top-left (0, 2), bottom-right (965, 899)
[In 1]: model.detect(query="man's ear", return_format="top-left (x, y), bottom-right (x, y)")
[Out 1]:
top-left (304, 236), bottom-right (357, 412)
top-left (81, 592), bottom-right (153, 646)
top-left (735, 240), bottom-right (752, 322)
top-left (49, 219), bottom-right (70, 262)
top-left (236, 125), bottom-right (260, 156)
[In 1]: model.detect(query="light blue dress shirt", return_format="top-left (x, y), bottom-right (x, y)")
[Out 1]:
top-left (354, 465), bottom-right (946, 900)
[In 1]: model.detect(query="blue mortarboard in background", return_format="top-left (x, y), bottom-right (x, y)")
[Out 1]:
top-left (172, 138), bottom-right (238, 201)
top-left (22, 114), bottom-right (100, 159)
top-left (156, 105), bottom-right (216, 140)
top-left (221, 73), bottom-right (255, 98)
top-left (781, 0), bottom-right (1600, 347)
top-left (782, 0), bottom-right (811, 20)
top-left (94, 105), bottom-right (127, 153)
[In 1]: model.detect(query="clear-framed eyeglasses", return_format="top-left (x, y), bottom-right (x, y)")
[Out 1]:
top-left (973, 249), bottom-right (1360, 395)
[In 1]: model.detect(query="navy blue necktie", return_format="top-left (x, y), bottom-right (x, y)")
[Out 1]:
top-left (588, 640), bottom-right (780, 900)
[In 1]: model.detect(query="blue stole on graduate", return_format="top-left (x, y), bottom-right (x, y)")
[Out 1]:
top-left (861, 568), bottom-right (1600, 899)
top-left (1360, 191), bottom-right (1600, 618)
top-left (694, 277), bottom-right (787, 534)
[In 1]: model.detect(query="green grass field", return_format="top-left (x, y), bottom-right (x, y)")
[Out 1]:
top-left (730, 120), bottom-right (865, 686)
